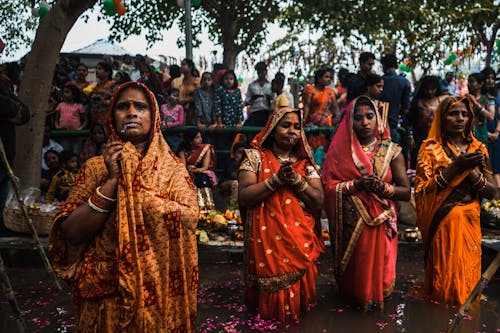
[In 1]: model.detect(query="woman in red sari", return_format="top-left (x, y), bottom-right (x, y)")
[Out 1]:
top-left (238, 107), bottom-right (325, 322)
top-left (322, 96), bottom-right (410, 310)
top-left (179, 129), bottom-right (218, 210)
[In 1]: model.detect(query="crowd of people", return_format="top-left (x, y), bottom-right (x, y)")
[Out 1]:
top-left (1, 46), bottom-right (500, 331)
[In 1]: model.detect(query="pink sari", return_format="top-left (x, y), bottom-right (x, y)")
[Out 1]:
top-left (321, 96), bottom-right (401, 308)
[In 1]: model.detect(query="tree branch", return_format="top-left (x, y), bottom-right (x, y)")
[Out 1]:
top-left (237, 0), bottom-right (275, 53)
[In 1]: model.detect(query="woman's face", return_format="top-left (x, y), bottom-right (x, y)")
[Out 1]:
top-left (353, 104), bottom-right (377, 141)
top-left (485, 73), bottom-right (496, 88)
top-left (75, 65), bottom-right (88, 80)
top-left (223, 75), bottom-right (235, 89)
top-left (423, 85), bottom-right (437, 98)
top-left (181, 61), bottom-right (191, 74)
top-left (169, 91), bottom-right (180, 104)
top-left (191, 132), bottom-right (203, 146)
top-left (113, 87), bottom-right (152, 143)
top-left (319, 72), bottom-right (333, 87)
top-left (367, 80), bottom-right (384, 99)
top-left (96, 65), bottom-right (109, 81)
top-left (444, 101), bottom-right (469, 136)
top-left (44, 152), bottom-right (59, 169)
top-left (201, 74), bottom-right (213, 88)
top-left (273, 112), bottom-right (301, 149)
top-left (467, 76), bottom-right (483, 92)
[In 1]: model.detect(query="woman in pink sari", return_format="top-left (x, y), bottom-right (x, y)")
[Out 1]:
top-left (322, 96), bottom-right (410, 310)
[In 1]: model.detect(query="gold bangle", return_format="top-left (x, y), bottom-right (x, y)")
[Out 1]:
top-left (96, 186), bottom-right (117, 202)
top-left (264, 178), bottom-right (276, 192)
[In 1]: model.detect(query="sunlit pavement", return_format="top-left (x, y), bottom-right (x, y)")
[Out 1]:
top-left (0, 240), bottom-right (498, 332)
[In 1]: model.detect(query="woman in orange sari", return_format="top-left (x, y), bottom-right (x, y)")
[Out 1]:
top-left (49, 82), bottom-right (199, 332)
top-left (415, 96), bottom-right (497, 305)
top-left (322, 96), bottom-right (410, 310)
top-left (302, 68), bottom-right (340, 151)
top-left (238, 107), bottom-right (325, 322)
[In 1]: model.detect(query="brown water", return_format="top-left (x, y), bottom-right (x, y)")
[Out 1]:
top-left (0, 243), bottom-right (498, 332)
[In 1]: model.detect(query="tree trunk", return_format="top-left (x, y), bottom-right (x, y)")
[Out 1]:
top-left (223, 47), bottom-right (238, 69)
top-left (14, 0), bottom-right (96, 189)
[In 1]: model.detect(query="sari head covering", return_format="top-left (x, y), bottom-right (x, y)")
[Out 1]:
top-left (49, 81), bottom-right (199, 331)
top-left (250, 107), bottom-right (318, 171)
top-left (242, 107), bottom-right (324, 321)
top-left (322, 96), bottom-right (398, 233)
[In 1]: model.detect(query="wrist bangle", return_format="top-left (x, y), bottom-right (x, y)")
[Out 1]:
top-left (264, 178), bottom-right (277, 192)
top-left (96, 186), bottom-right (117, 202)
top-left (88, 197), bottom-right (110, 213)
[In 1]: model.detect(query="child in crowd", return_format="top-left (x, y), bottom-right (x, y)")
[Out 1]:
top-left (45, 150), bottom-right (79, 203)
top-left (40, 149), bottom-right (60, 198)
top-left (160, 87), bottom-right (184, 153)
top-left (194, 72), bottom-right (216, 131)
top-left (219, 142), bottom-right (245, 207)
top-left (271, 77), bottom-right (291, 112)
top-left (214, 70), bottom-right (243, 155)
top-left (79, 123), bottom-right (107, 164)
top-left (54, 83), bottom-right (87, 130)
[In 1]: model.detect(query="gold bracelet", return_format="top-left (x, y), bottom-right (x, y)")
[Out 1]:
top-left (96, 186), bottom-right (117, 202)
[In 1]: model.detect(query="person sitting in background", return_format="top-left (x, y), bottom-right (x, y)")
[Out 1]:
top-left (41, 124), bottom-right (64, 171)
top-left (178, 129), bottom-right (218, 211)
top-left (79, 123), bottom-right (107, 164)
top-left (41, 149), bottom-right (60, 197)
top-left (219, 142), bottom-right (245, 207)
top-left (45, 150), bottom-right (79, 203)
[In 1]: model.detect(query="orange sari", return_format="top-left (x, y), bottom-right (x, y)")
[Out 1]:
top-left (49, 82), bottom-right (199, 332)
top-left (240, 108), bottom-right (325, 322)
top-left (303, 84), bottom-right (337, 150)
top-left (415, 96), bottom-right (488, 305)
top-left (322, 96), bottom-right (400, 309)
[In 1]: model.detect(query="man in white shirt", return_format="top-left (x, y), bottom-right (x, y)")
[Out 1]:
top-left (41, 125), bottom-right (64, 170)
top-left (244, 62), bottom-right (273, 127)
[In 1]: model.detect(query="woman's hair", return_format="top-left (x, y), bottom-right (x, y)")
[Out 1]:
top-left (181, 58), bottom-right (198, 77)
top-left (44, 149), bottom-right (59, 161)
top-left (179, 128), bottom-right (200, 152)
top-left (115, 71), bottom-right (131, 85)
top-left (408, 76), bottom-right (442, 118)
top-left (97, 61), bottom-right (113, 80)
top-left (220, 70), bottom-right (238, 90)
top-left (59, 150), bottom-right (77, 165)
top-left (468, 72), bottom-right (486, 90)
top-left (363, 73), bottom-right (383, 91)
top-left (167, 87), bottom-right (180, 96)
top-left (480, 67), bottom-right (497, 95)
top-left (64, 83), bottom-right (82, 103)
top-left (201, 71), bottom-right (213, 82)
top-left (168, 64), bottom-right (181, 79)
top-left (76, 63), bottom-right (88, 71)
top-left (314, 67), bottom-right (334, 85)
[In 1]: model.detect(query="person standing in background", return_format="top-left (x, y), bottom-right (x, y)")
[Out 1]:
top-left (346, 51), bottom-right (376, 103)
top-left (380, 54), bottom-right (411, 145)
top-left (244, 62), bottom-right (272, 127)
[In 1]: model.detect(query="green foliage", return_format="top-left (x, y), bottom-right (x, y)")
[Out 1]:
top-left (0, 0), bottom-right (39, 58)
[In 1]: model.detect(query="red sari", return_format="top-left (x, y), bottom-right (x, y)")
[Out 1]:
top-left (322, 96), bottom-right (401, 309)
top-left (240, 108), bottom-right (325, 322)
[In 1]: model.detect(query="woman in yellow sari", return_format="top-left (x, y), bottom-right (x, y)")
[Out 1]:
top-left (415, 96), bottom-right (497, 305)
top-left (49, 82), bottom-right (199, 332)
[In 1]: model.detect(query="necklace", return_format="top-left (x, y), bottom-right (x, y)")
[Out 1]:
top-left (276, 155), bottom-right (290, 164)
top-left (450, 140), bottom-right (468, 154)
top-left (361, 138), bottom-right (377, 152)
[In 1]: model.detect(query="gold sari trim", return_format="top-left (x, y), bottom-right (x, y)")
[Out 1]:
top-left (351, 196), bottom-right (393, 227)
top-left (246, 269), bottom-right (306, 292)
top-left (340, 217), bottom-right (365, 274)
